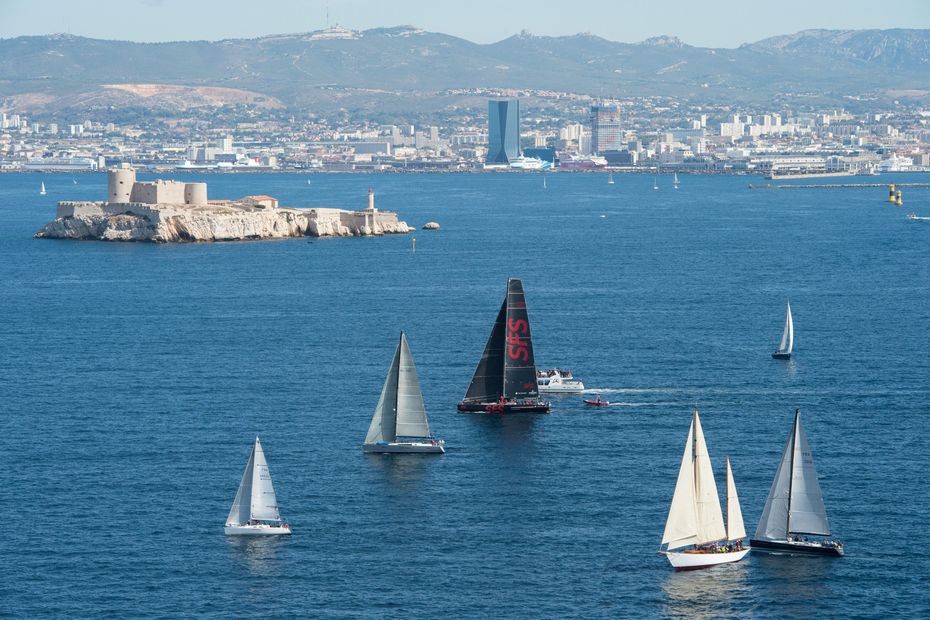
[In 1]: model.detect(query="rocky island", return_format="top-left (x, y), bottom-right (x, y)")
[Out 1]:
top-left (35, 165), bottom-right (413, 243)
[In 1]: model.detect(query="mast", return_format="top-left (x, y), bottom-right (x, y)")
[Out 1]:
top-left (786, 410), bottom-right (797, 534)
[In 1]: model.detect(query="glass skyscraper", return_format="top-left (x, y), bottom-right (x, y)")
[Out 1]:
top-left (591, 105), bottom-right (622, 154)
top-left (486, 99), bottom-right (520, 164)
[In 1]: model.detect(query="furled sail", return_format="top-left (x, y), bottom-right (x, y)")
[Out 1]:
top-left (726, 457), bottom-right (746, 541)
top-left (502, 278), bottom-right (540, 400)
top-left (692, 410), bottom-right (727, 545)
top-left (394, 332), bottom-right (431, 438)
top-left (249, 437), bottom-right (281, 521)
top-left (463, 297), bottom-right (507, 403)
top-left (227, 442), bottom-right (256, 526)
top-left (366, 341), bottom-right (401, 444)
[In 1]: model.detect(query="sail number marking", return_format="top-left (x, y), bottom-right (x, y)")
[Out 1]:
top-left (507, 318), bottom-right (529, 361)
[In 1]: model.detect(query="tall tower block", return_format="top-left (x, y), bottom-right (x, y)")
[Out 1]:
top-left (107, 164), bottom-right (136, 204)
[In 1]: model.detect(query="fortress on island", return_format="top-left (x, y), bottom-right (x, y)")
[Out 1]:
top-left (36, 165), bottom-right (413, 243)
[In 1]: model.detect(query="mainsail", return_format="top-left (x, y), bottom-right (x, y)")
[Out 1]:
top-left (366, 332), bottom-right (432, 443)
top-left (726, 457), bottom-right (746, 541)
top-left (778, 302), bottom-right (794, 354)
top-left (464, 278), bottom-right (540, 402)
top-left (754, 410), bottom-right (830, 540)
top-left (661, 409), bottom-right (726, 550)
top-left (227, 437), bottom-right (281, 525)
top-left (503, 279), bottom-right (540, 400)
top-left (250, 438), bottom-right (281, 521)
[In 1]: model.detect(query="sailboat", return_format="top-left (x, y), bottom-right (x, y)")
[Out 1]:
top-left (225, 437), bottom-right (291, 535)
top-left (660, 408), bottom-right (750, 570)
top-left (458, 278), bottom-right (551, 413)
top-left (673, 173), bottom-right (680, 189)
top-left (40, 182), bottom-right (47, 196)
top-left (364, 331), bottom-right (445, 454)
top-left (608, 173), bottom-right (615, 185)
top-left (653, 176), bottom-right (659, 190)
top-left (750, 410), bottom-right (844, 556)
top-left (543, 175), bottom-right (547, 190)
top-left (772, 301), bottom-right (794, 359)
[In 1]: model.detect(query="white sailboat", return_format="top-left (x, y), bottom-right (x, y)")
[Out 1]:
top-left (660, 408), bottom-right (750, 570)
top-left (364, 331), bottom-right (445, 454)
top-left (673, 173), bottom-right (680, 189)
top-left (772, 301), bottom-right (794, 359)
top-left (653, 176), bottom-right (659, 190)
top-left (224, 437), bottom-right (291, 535)
top-left (40, 182), bottom-right (47, 196)
top-left (608, 173), bottom-right (615, 185)
top-left (543, 175), bottom-right (547, 190)
top-left (750, 409), bottom-right (844, 556)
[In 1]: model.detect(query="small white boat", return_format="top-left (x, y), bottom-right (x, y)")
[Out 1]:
top-left (225, 437), bottom-right (291, 536)
top-left (40, 182), bottom-right (47, 196)
top-left (673, 173), bottom-right (680, 189)
top-left (536, 369), bottom-right (585, 393)
top-left (653, 176), bottom-right (659, 190)
top-left (608, 173), bottom-right (615, 185)
top-left (660, 408), bottom-right (750, 570)
top-left (772, 301), bottom-right (794, 359)
top-left (543, 175), bottom-right (547, 190)
top-left (364, 331), bottom-right (445, 454)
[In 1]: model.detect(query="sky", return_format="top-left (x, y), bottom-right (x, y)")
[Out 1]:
top-left (0, 0), bottom-right (928, 47)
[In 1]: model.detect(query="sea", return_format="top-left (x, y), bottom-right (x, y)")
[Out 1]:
top-left (1, 171), bottom-right (929, 619)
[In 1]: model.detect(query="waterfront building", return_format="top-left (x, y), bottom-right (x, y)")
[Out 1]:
top-left (590, 105), bottom-right (622, 154)
top-left (486, 99), bottom-right (520, 164)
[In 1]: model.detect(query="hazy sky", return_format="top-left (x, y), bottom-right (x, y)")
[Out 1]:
top-left (1, 0), bottom-right (928, 47)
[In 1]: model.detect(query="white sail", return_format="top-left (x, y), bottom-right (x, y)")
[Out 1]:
top-left (365, 341), bottom-right (400, 444)
top-left (394, 332), bottom-right (431, 438)
top-left (754, 424), bottom-right (794, 541)
top-left (249, 437), bottom-right (281, 522)
top-left (692, 410), bottom-right (727, 544)
top-left (725, 457), bottom-right (746, 541)
top-left (778, 302), bottom-right (794, 354)
top-left (40, 182), bottom-right (46, 195)
top-left (661, 421), bottom-right (699, 550)
top-left (788, 412), bottom-right (831, 535)
top-left (226, 442), bottom-right (255, 526)
top-left (673, 173), bottom-right (679, 185)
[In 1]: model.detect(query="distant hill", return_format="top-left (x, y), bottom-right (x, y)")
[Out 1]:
top-left (1, 27), bottom-right (928, 116)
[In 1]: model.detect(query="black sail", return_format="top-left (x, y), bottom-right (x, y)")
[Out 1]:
top-left (463, 296), bottom-right (507, 403)
top-left (503, 278), bottom-right (540, 400)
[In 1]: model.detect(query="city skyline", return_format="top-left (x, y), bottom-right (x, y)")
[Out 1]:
top-left (0, 0), bottom-right (928, 47)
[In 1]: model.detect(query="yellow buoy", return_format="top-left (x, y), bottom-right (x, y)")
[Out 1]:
top-left (896, 190), bottom-right (903, 206)
top-left (888, 184), bottom-right (896, 202)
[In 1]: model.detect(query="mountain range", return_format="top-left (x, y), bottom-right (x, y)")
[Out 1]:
top-left (1, 27), bottom-right (928, 116)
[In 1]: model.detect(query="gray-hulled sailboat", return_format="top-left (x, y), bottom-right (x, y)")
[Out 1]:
top-left (364, 331), bottom-right (444, 453)
top-left (458, 278), bottom-right (550, 413)
top-left (750, 409), bottom-right (844, 556)
top-left (225, 437), bottom-right (291, 535)
top-left (660, 408), bottom-right (750, 570)
top-left (772, 301), bottom-right (794, 359)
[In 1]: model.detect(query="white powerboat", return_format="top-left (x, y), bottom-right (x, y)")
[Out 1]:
top-left (536, 369), bottom-right (585, 393)
top-left (225, 437), bottom-right (292, 536)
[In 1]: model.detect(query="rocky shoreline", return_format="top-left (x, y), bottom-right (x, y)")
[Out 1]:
top-left (35, 204), bottom-right (414, 243)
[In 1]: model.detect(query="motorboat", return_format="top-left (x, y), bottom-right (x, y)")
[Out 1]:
top-left (537, 369), bottom-right (585, 393)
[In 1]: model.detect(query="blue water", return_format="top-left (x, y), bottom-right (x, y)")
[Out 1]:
top-left (2, 171), bottom-right (929, 618)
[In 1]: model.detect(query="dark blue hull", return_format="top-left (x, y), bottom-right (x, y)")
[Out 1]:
top-left (750, 539), bottom-right (843, 556)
